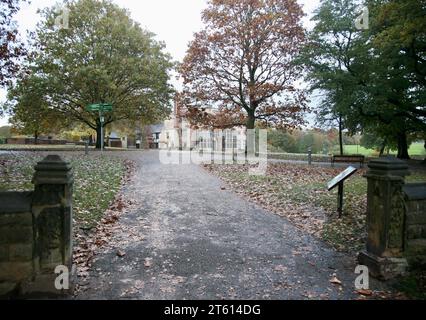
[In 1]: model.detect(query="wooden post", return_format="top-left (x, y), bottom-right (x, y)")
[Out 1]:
top-left (337, 182), bottom-right (343, 218)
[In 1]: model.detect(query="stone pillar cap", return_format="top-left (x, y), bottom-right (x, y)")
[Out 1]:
top-left (367, 156), bottom-right (410, 177)
top-left (33, 155), bottom-right (73, 185)
top-left (34, 155), bottom-right (72, 171)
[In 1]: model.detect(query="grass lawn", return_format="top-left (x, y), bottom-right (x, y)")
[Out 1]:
top-left (268, 143), bottom-right (425, 163)
top-left (0, 152), bottom-right (126, 229)
top-left (338, 143), bottom-right (425, 157)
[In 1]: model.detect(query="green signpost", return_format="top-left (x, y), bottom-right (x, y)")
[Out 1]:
top-left (85, 103), bottom-right (113, 151)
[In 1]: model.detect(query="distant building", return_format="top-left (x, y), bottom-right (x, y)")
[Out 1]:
top-left (108, 132), bottom-right (128, 149)
top-left (145, 98), bottom-right (247, 151)
top-left (147, 124), bottom-right (164, 149)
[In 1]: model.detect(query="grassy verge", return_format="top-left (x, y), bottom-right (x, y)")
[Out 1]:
top-left (0, 152), bottom-right (126, 229)
top-left (338, 143), bottom-right (426, 157)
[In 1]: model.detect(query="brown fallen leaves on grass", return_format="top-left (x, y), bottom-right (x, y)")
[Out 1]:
top-left (73, 160), bottom-right (136, 295)
top-left (203, 163), bottom-right (368, 252)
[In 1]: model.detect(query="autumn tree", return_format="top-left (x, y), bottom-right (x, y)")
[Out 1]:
top-left (0, 0), bottom-right (27, 91)
top-left (180, 0), bottom-right (307, 131)
top-left (7, 0), bottom-right (174, 149)
top-left (4, 73), bottom-right (66, 143)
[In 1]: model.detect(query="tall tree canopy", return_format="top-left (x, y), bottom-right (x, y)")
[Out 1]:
top-left (302, 0), bottom-right (363, 155)
top-left (4, 73), bottom-right (66, 142)
top-left (180, 0), bottom-right (307, 130)
top-left (0, 0), bottom-right (27, 89)
top-left (6, 0), bottom-right (174, 148)
top-left (303, 0), bottom-right (426, 159)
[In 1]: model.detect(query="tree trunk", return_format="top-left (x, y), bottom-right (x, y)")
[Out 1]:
top-left (396, 131), bottom-right (410, 159)
top-left (178, 128), bottom-right (183, 150)
top-left (338, 115), bottom-right (343, 155)
top-left (34, 131), bottom-right (39, 145)
top-left (245, 111), bottom-right (256, 156)
top-left (246, 111), bottom-right (256, 130)
top-left (96, 124), bottom-right (102, 149)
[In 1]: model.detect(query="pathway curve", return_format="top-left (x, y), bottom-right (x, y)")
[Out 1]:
top-left (76, 150), bottom-right (383, 300)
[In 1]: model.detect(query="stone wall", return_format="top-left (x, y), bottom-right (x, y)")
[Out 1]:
top-left (0, 155), bottom-right (73, 298)
top-left (0, 192), bottom-right (34, 296)
top-left (404, 183), bottom-right (426, 268)
top-left (359, 157), bottom-right (426, 280)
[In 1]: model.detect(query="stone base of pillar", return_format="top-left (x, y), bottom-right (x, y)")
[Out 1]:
top-left (358, 251), bottom-right (408, 280)
top-left (20, 264), bottom-right (76, 298)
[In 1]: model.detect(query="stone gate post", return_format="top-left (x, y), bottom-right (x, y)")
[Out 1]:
top-left (26, 155), bottom-right (74, 294)
top-left (358, 157), bottom-right (409, 280)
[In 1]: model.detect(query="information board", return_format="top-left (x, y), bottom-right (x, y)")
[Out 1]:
top-left (327, 166), bottom-right (358, 191)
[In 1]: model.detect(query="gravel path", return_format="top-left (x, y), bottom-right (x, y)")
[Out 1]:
top-left (76, 150), bottom-right (385, 300)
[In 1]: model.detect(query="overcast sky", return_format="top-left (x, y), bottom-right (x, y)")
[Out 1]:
top-left (0, 0), bottom-right (320, 126)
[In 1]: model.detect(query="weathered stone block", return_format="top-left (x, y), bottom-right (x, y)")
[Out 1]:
top-left (0, 245), bottom-right (9, 261)
top-left (0, 192), bottom-right (32, 215)
top-left (0, 261), bottom-right (33, 282)
top-left (32, 185), bottom-right (65, 207)
top-left (407, 225), bottom-right (426, 240)
top-left (9, 244), bottom-right (33, 262)
top-left (0, 226), bottom-right (33, 244)
top-left (404, 183), bottom-right (426, 201)
top-left (406, 239), bottom-right (426, 256)
top-left (358, 250), bottom-right (408, 280)
top-left (0, 282), bottom-right (18, 296)
top-left (0, 211), bottom-right (33, 227)
top-left (407, 255), bottom-right (426, 270)
top-left (21, 273), bottom-right (71, 296)
top-left (37, 248), bottom-right (64, 271)
top-left (407, 211), bottom-right (426, 225)
top-left (34, 207), bottom-right (63, 262)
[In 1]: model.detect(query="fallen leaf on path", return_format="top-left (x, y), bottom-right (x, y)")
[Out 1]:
top-left (356, 289), bottom-right (373, 296)
top-left (330, 276), bottom-right (342, 285)
top-left (144, 258), bottom-right (153, 267)
top-left (116, 250), bottom-right (126, 257)
top-left (274, 265), bottom-right (287, 272)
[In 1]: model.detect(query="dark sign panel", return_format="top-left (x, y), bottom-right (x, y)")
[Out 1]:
top-left (327, 166), bottom-right (358, 191)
